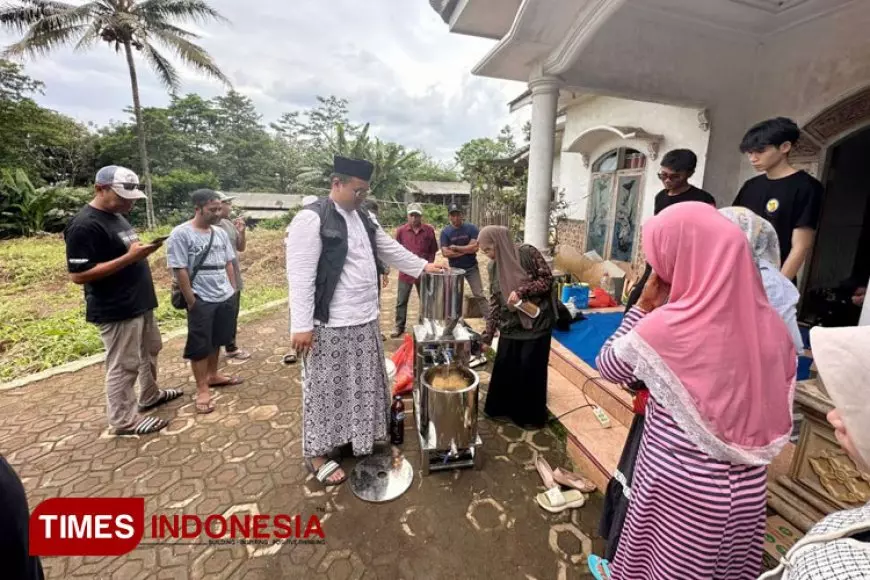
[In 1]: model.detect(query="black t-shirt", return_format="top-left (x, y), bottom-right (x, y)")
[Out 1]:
top-left (64, 205), bottom-right (158, 324)
top-left (654, 186), bottom-right (716, 216)
top-left (733, 171), bottom-right (824, 265)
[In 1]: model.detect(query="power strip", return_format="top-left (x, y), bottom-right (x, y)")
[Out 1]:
top-left (593, 406), bottom-right (611, 429)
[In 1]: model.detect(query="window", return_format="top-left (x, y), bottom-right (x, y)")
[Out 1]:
top-left (585, 148), bottom-right (646, 261)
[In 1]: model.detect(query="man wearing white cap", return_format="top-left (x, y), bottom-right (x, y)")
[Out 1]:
top-left (64, 166), bottom-right (182, 436)
top-left (390, 202), bottom-right (438, 337)
top-left (217, 192), bottom-right (250, 360)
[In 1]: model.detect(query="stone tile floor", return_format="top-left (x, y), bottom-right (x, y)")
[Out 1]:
top-left (0, 281), bottom-right (604, 579)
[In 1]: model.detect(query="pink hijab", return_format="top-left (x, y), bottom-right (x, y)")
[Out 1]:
top-left (613, 202), bottom-right (796, 465)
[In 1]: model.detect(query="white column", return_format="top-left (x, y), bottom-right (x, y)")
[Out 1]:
top-left (524, 75), bottom-right (561, 251)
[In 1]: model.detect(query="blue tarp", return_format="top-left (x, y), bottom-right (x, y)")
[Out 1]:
top-left (552, 312), bottom-right (623, 370)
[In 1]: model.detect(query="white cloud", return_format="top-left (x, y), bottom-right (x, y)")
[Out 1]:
top-left (1, 0), bottom-right (528, 160)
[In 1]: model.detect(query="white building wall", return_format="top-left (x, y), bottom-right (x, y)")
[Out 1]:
top-left (557, 96), bottom-right (712, 222)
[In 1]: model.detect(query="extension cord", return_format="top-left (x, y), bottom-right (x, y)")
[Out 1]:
top-left (593, 406), bottom-right (611, 429)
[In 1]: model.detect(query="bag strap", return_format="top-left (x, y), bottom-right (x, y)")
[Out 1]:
top-left (189, 227), bottom-right (215, 284)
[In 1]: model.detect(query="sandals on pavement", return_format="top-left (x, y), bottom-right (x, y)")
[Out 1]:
top-left (115, 416), bottom-right (169, 436)
top-left (209, 376), bottom-right (244, 388)
top-left (226, 349), bottom-right (251, 360)
top-left (587, 555), bottom-right (613, 580)
top-left (553, 467), bottom-right (597, 493)
top-left (536, 487), bottom-right (586, 513)
top-left (195, 401), bottom-right (215, 415)
top-left (304, 458), bottom-right (347, 486)
top-left (138, 388), bottom-right (184, 412)
top-left (283, 352), bottom-right (298, 365)
top-left (534, 452), bottom-right (558, 489)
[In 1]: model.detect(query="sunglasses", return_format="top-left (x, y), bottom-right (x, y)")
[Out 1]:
top-left (113, 182), bottom-right (140, 191)
top-left (657, 172), bottom-right (684, 181)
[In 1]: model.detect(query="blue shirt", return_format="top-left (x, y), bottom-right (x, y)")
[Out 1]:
top-left (440, 223), bottom-right (480, 270)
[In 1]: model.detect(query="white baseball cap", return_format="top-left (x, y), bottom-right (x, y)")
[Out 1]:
top-left (217, 191), bottom-right (237, 203)
top-left (95, 166), bottom-right (146, 200)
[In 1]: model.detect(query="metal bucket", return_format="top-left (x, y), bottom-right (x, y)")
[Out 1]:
top-left (420, 268), bottom-right (466, 323)
top-left (420, 365), bottom-right (478, 450)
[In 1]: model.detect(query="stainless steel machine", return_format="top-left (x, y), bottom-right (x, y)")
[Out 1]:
top-left (413, 269), bottom-right (484, 475)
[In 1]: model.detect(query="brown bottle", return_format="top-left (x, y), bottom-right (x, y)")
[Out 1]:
top-left (390, 396), bottom-right (405, 445)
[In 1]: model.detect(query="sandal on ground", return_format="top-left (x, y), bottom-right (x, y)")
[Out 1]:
top-left (587, 555), bottom-right (613, 580)
top-left (283, 352), bottom-right (298, 365)
top-left (553, 467), bottom-right (597, 493)
top-left (226, 349), bottom-right (251, 360)
top-left (195, 401), bottom-right (215, 415)
top-left (138, 389), bottom-right (184, 412)
top-left (209, 376), bottom-right (244, 388)
top-left (535, 487), bottom-right (586, 513)
top-left (115, 416), bottom-right (169, 436)
top-left (534, 451), bottom-right (557, 490)
top-left (304, 458), bottom-right (347, 486)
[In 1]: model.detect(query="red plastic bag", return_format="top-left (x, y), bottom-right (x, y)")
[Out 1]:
top-left (588, 287), bottom-right (618, 309)
top-left (392, 334), bottom-right (414, 396)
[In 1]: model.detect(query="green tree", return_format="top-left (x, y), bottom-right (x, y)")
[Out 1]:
top-left (212, 90), bottom-right (279, 191)
top-left (1, 0), bottom-right (231, 229)
top-left (0, 168), bottom-right (89, 237)
top-left (406, 154), bottom-right (461, 182)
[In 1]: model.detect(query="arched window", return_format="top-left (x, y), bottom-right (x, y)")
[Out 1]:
top-left (585, 148), bottom-right (647, 261)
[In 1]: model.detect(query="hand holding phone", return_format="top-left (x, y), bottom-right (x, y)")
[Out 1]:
top-left (149, 235), bottom-right (169, 246)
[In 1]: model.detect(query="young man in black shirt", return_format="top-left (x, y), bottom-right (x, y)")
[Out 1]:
top-left (734, 117), bottom-right (824, 281)
top-left (64, 166), bottom-right (182, 436)
top-left (624, 149), bottom-right (715, 311)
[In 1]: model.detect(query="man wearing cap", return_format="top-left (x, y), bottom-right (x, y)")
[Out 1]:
top-left (64, 166), bottom-right (182, 436)
top-left (286, 156), bottom-right (445, 486)
top-left (390, 203), bottom-right (439, 338)
top-left (167, 189), bottom-right (243, 415)
top-left (216, 193), bottom-right (250, 360)
top-left (441, 204), bottom-right (487, 317)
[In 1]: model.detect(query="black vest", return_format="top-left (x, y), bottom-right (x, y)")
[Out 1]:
top-left (305, 198), bottom-right (380, 324)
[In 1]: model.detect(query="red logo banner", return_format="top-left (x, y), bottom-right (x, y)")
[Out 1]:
top-left (30, 497), bottom-right (145, 556)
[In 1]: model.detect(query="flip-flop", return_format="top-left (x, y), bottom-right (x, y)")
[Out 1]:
top-left (553, 467), bottom-right (597, 493)
top-left (195, 401), bottom-right (215, 415)
top-left (138, 388), bottom-right (184, 412)
top-left (534, 451), bottom-right (557, 490)
top-left (304, 458), bottom-right (347, 486)
top-left (535, 487), bottom-right (586, 513)
top-left (283, 352), bottom-right (297, 365)
top-left (209, 376), bottom-right (244, 388)
top-left (587, 555), bottom-right (612, 580)
top-left (226, 349), bottom-right (251, 360)
top-left (115, 416), bottom-right (169, 436)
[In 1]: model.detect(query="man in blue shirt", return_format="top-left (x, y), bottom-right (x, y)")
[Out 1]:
top-left (440, 204), bottom-right (488, 317)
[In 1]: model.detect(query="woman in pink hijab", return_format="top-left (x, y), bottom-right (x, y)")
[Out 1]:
top-left (590, 202), bottom-right (796, 580)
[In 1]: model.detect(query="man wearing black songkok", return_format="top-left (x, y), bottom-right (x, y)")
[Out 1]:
top-left (286, 156), bottom-right (445, 486)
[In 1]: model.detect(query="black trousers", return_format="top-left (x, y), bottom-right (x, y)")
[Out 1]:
top-left (227, 291), bottom-right (241, 351)
top-left (394, 280), bottom-right (421, 331)
top-left (0, 457), bottom-right (44, 580)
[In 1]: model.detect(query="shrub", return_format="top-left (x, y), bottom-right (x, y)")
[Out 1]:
top-left (257, 206), bottom-right (300, 230)
top-left (0, 168), bottom-right (91, 238)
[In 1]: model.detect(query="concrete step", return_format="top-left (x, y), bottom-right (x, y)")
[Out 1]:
top-left (548, 367), bottom-right (628, 492)
top-left (550, 340), bottom-right (635, 429)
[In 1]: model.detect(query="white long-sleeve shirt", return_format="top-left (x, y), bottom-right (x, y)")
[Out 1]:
top-left (286, 205), bottom-right (426, 333)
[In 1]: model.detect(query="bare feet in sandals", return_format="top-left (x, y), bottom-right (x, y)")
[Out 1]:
top-left (195, 393), bottom-right (215, 415)
top-left (307, 456), bottom-right (347, 486)
top-left (208, 374), bottom-right (244, 388)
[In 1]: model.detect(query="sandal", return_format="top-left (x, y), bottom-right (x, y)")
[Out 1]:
top-left (209, 376), bottom-right (244, 388)
top-left (304, 458), bottom-right (347, 486)
top-left (283, 352), bottom-right (297, 365)
top-left (535, 487), bottom-right (586, 513)
top-left (226, 349), bottom-right (251, 360)
top-left (195, 401), bottom-right (215, 415)
top-left (553, 467), bottom-right (597, 493)
top-left (138, 389), bottom-right (184, 412)
top-left (534, 451), bottom-right (557, 489)
top-left (587, 555), bottom-right (612, 580)
top-left (115, 416), bottom-right (169, 436)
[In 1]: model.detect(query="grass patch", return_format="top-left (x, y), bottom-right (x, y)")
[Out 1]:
top-left (0, 228), bottom-right (288, 381)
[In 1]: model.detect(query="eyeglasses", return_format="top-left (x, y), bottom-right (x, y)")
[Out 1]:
top-left (657, 172), bottom-right (684, 182)
top-left (113, 182), bottom-right (140, 191)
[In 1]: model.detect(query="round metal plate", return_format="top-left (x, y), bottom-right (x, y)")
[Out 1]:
top-left (349, 455), bottom-right (414, 503)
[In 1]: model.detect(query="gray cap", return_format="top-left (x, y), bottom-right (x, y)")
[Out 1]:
top-left (216, 191), bottom-right (236, 203)
top-left (407, 203), bottom-right (423, 215)
top-left (95, 166), bottom-right (146, 200)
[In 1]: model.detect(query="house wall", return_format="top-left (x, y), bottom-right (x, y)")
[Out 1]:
top-left (557, 96), bottom-right (712, 223)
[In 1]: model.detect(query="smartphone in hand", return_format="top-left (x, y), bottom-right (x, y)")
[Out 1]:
top-left (148, 235), bottom-right (170, 245)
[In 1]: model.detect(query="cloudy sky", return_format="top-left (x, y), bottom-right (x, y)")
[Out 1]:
top-left (0, 0), bottom-right (528, 161)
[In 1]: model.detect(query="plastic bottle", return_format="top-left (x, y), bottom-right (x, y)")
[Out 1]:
top-left (390, 396), bottom-right (405, 445)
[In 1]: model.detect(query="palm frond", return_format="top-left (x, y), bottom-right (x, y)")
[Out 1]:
top-left (4, 22), bottom-right (89, 57)
top-left (133, 0), bottom-right (227, 25)
top-left (149, 28), bottom-right (230, 86)
top-left (0, 1), bottom-right (74, 33)
top-left (142, 41), bottom-right (180, 91)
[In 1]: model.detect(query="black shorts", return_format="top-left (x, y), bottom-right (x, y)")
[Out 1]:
top-left (184, 296), bottom-right (238, 360)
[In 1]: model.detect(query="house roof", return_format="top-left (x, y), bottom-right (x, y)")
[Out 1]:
top-left (407, 181), bottom-right (471, 196)
top-left (220, 192), bottom-right (304, 209)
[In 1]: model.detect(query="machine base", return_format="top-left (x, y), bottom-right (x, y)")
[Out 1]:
top-left (417, 433), bottom-right (484, 476)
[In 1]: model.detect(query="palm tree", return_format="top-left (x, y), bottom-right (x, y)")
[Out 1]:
top-left (1, 0), bottom-right (231, 228)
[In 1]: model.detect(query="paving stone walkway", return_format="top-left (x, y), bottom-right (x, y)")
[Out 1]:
top-left (0, 279), bottom-right (604, 579)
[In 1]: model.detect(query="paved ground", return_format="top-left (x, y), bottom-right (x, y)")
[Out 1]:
top-left (0, 278), bottom-right (604, 579)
